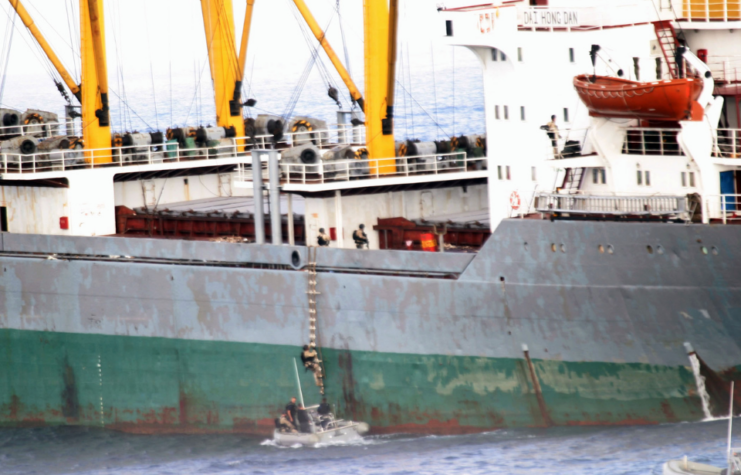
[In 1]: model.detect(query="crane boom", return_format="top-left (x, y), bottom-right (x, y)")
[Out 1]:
top-left (292, 0), bottom-right (364, 111)
top-left (7, 0), bottom-right (80, 100)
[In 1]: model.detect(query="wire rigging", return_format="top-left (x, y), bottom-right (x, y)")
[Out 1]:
top-left (0, 8), bottom-right (16, 107)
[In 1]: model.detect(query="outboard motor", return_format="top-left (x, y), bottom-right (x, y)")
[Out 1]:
top-left (21, 109), bottom-right (59, 138)
top-left (288, 116), bottom-right (328, 146)
top-left (0, 108), bottom-right (22, 137)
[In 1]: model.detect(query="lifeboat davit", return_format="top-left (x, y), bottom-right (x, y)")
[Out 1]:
top-left (573, 75), bottom-right (704, 121)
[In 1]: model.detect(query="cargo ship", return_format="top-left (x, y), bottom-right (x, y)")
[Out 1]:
top-left (1, 0), bottom-right (741, 435)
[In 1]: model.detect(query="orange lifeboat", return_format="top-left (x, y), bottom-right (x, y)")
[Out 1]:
top-left (573, 75), bottom-right (704, 121)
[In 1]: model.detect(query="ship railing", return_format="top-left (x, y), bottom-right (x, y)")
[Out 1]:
top-left (0, 119), bottom-right (77, 139)
top-left (706, 194), bottom-right (741, 224)
top-left (238, 123), bottom-right (366, 150)
top-left (706, 55), bottom-right (741, 85)
top-left (517, 3), bottom-right (652, 31)
top-left (545, 128), bottom-right (591, 160)
top-left (621, 128), bottom-right (685, 156)
top-left (714, 129), bottom-right (741, 158)
top-left (235, 151), bottom-right (482, 185)
top-left (0, 140), bottom-right (245, 174)
top-left (675, 0), bottom-right (741, 22)
top-left (534, 193), bottom-right (690, 217)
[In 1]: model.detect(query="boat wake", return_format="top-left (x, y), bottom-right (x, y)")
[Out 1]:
top-left (260, 436), bottom-right (384, 449)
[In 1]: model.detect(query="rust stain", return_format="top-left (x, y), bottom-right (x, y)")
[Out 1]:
top-left (660, 401), bottom-right (677, 422)
top-left (523, 349), bottom-right (553, 427)
top-left (61, 356), bottom-right (79, 421)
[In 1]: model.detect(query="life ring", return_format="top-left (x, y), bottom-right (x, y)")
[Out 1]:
top-left (509, 191), bottom-right (521, 210)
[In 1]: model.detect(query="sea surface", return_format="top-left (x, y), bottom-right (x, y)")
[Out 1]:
top-left (1, 418), bottom-right (740, 475)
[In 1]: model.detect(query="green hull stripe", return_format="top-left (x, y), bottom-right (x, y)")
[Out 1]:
top-left (0, 329), bottom-right (704, 433)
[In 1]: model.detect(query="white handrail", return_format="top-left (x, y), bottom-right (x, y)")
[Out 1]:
top-left (235, 151), bottom-right (484, 186)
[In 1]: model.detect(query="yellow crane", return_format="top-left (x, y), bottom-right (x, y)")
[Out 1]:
top-left (200, 0), bottom-right (254, 141)
top-left (7, 0), bottom-right (111, 163)
top-left (293, 0), bottom-right (399, 171)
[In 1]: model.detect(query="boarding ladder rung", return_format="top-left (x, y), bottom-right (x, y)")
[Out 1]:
top-left (306, 246), bottom-right (325, 395)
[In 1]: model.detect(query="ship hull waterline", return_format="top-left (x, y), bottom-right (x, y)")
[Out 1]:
top-left (1, 219), bottom-right (740, 435)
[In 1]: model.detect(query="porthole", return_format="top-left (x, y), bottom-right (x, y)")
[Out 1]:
top-left (701, 246), bottom-right (708, 255)
top-left (647, 245), bottom-right (653, 254)
top-left (524, 242), bottom-right (528, 250)
top-left (499, 276), bottom-right (505, 282)
top-left (551, 243), bottom-right (557, 252)
top-left (711, 246), bottom-right (719, 256)
top-left (598, 244), bottom-right (604, 254)
top-left (607, 244), bottom-right (614, 254)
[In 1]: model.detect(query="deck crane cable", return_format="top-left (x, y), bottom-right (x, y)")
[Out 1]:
top-left (395, 79), bottom-right (450, 138)
top-left (403, 4), bottom-right (415, 139)
top-left (0, 9), bottom-right (15, 107)
top-left (64, 0), bottom-right (79, 83)
top-left (292, 0), bottom-right (343, 100)
top-left (406, 43), bottom-right (415, 138)
top-left (293, 3), bottom-right (341, 99)
top-left (143, 2), bottom-right (159, 131)
top-left (282, 0), bottom-right (340, 120)
top-left (1, 3), bottom-right (61, 90)
top-left (335, 0), bottom-right (351, 78)
top-left (430, 43), bottom-right (439, 141)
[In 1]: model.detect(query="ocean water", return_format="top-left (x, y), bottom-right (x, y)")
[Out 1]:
top-left (1, 419), bottom-right (740, 475)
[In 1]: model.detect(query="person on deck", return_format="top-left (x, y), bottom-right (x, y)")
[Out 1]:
top-left (301, 344), bottom-right (324, 388)
top-left (317, 228), bottom-right (330, 247)
top-left (296, 404), bottom-right (312, 433)
top-left (352, 224), bottom-right (369, 249)
top-left (278, 411), bottom-right (296, 433)
top-left (317, 397), bottom-right (332, 430)
top-left (544, 115), bottom-right (561, 158)
top-left (285, 397), bottom-right (297, 428)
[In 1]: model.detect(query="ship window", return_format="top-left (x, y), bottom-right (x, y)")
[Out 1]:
top-left (592, 168), bottom-right (606, 184)
top-left (504, 106), bottom-right (509, 120)
top-left (645, 171), bottom-right (651, 186)
top-left (569, 48), bottom-right (575, 62)
top-left (495, 105), bottom-right (500, 120)
top-left (498, 165), bottom-right (503, 180)
top-left (637, 170), bottom-right (643, 185)
top-left (518, 47), bottom-right (523, 62)
top-left (492, 48), bottom-right (498, 61)
top-left (445, 20), bottom-right (453, 37)
top-left (500, 50), bottom-right (507, 61)
top-left (0, 207), bottom-right (6, 232)
top-left (689, 171), bottom-right (695, 187)
top-left (531, 166), bottom-right (537, 181)
top-left (520, 106), bottom-right (526, 121)
top-left (681, 172), bottom-right (687, 187)
top-left (506, 165), bottom-right (511, 180)
top-left (563, 108), bottom-right (569, 123)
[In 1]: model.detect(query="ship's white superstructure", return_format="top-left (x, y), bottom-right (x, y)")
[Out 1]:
top-left (1, 0), bottom-right (741, 248)
top-left (441, 0), bottom-right (741, 228)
